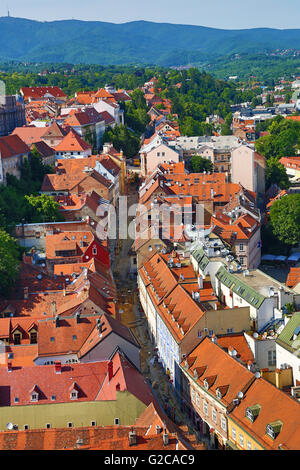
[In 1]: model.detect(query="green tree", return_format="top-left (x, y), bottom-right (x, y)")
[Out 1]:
top-left (265, 157), bottom-right (290, 190)
top-left (24, 194), bottom-right (64, 223)
top-left (270, 194), bottom-right (300, 246)
top-left (189, 156), bottom-right (213, 173)
top-left (0, 229), bottom-right (21, 296)
top-left (255, 117), bottom-right (300, 159)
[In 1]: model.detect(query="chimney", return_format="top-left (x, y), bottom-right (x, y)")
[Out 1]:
top-left (211, 334), bottom-right (217, 344)
top-left (76, 312), bottom-right (80, 324)
top-left (108, 360), bottom-right (113, 382)
top-left (163, 428), bottom-right (169, 446)
top-left (24, 287), bottom-right (29, 300)
top-left (55, 315), bottom-right (60, 328)
top-left (51, 301), bottom-right (57, 317)
top-left (128, 427), bottom-right (137, 446)
top-left (55, 361), bottom-right (61, 374)
top-left (7, 362), bottom-right (12, 373)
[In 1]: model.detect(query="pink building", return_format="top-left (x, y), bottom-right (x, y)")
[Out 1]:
top-left (140, 143), bottom-right (181, 176)
top-left (231, 145), bottom-right (265, 200)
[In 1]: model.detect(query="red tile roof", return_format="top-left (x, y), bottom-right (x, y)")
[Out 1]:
top-left (286, 267), bottom-right (300, 288)
top-left (11, 126), bottom-right (48, 146)
top-left (37, 315), bottom-right (98, 358)
top-left (216, 333), bottom-right (255, 364)
top-left (54, 129), bottom-right (91, 153)
top-left (0, 422), bottom-right (199, 450)
top-left (229, 377), bottom-right (300, 450)
top-left (0, 135), bottom-right (30, 159)
top-left (181, 337), bottom-right (255, 407)
top-left (0, 361), bottom-right (108, 406)
top-left (21, 87), bottom-right (66, 100)
top-left (79, 313), bottom-right (140, 359)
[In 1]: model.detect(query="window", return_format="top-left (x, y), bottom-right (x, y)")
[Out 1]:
top-left (70, 391), bottom-right (78, 400)
top-left (51, 395), bottom-right (56, 401)
top-left (212, 408), bottom-right (217, 423)
top-left (246, 408), bottom-right (254, 422)
top-left (68, 422), bottom-right (73, 428)
top-left (268, 350), bottom-right (276, 366)
top-left (239, 243), bottom-right (244, 251)
top-left (247, 440), bottom-right (252, 450)
top-left (191, 388), bottom-right (196, 403)
top-left (227, 328), bottom-right (234, 333)
top-left (30, 332), bottom-right (37, 344)
top-left (31, 393), bottom-right (38, 402)
top-left (14, 333), bottom-right (21, 345)
top-left (232, 426), bottom-right (236, 440)
top-left (114, 418), bottom-right (120, 425)
top-left (203, 401), bottom-right (208, 416)
top-left (91, 421), bottom-right (96, 427)
top-left (221, 416), bottom-right (227, 432)
top-left (24, 425), bottom-right (29, 430)
top-left (92, 247), bottom-right (97, 255)
top-left (239, 434), bottom-right (244, 448)
top-left (14, 397), bottom-right (19, 403)
top-left (157, 152), bottom-right (160, 157)
top-left (46, 424), bottom-right (51, 429)
top-left (239, 257), bottom-right (245, 266)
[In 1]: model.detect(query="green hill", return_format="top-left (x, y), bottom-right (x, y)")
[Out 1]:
top-left (2, 17), bottom-right (300, 65)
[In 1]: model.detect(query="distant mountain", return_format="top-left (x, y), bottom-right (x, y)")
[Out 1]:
top-left (2, 17), bottom-right (300, 66)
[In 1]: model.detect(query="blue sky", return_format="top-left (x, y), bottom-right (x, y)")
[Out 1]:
top-left (3, 0), bottom-right (300, 29)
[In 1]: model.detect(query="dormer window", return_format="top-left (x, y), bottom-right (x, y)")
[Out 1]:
top-left (70, 390), bottom-right (78, 400)
top-left (203, 379), bottom-right (209, 390)
top-left (266, 421), bottom-right (282, 440)
top-left (31, 392), bottom-right (38, 402)
top-left (69, 382), bottom-right (80, 400)
top-left (246, 404), bottom-right (261, 423)
top-left (216, 388), bottom-right (222, 400)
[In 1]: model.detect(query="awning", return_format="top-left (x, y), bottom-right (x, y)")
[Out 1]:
top-left (288, 253), bottom-right (300, 262)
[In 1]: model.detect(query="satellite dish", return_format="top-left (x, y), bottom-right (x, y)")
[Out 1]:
top-left (6, 423), bottom-right (13, 430)
top-left (237, 391), bottom-right (244, 399)
top-left (253, 332), bottom-right (259, 339)
top-left (255, 372), bottom-right (261, 379)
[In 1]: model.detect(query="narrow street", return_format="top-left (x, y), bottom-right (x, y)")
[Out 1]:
top-left (112, 179), bottom-right (211, 450)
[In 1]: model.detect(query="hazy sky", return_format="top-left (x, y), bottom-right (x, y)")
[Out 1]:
top-left (3, 0), bottom-right (300, 29)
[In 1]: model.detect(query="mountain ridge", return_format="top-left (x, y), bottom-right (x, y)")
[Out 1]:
top-left (1, 17), bottom-right (300, 65)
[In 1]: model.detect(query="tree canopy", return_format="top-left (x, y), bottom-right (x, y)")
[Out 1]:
top-left (270, 194), bottom-right (300, 246)
top-left (265, 157), bottom-right (290, 190)
top-left (255, 116), bottom-right (300, 160)
top-left (0, 230), bottom-right (21, 296)
top-left (189, 155), bottom-right (213, 173)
